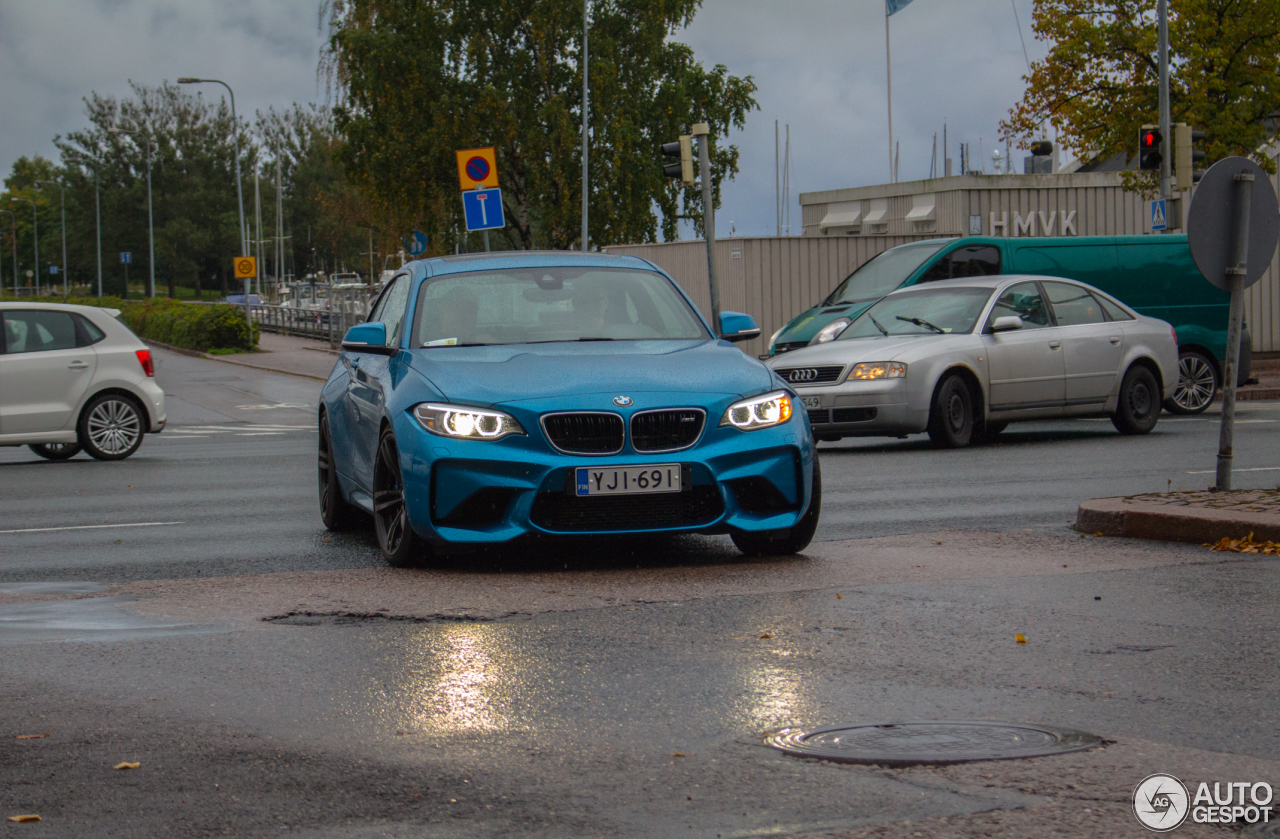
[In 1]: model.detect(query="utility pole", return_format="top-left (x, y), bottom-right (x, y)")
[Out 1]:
top-left (1157, 0), bottom-right (1172, 228)
top-left (254, 170), bottom-right (263, 296)
top-left (692, 122), bottom-right (720, 337)
top-left (580, 0), bottom-right (590, 251)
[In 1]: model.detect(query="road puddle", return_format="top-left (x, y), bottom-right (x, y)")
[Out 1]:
top-left (0, 596), bottom-right (221, 644)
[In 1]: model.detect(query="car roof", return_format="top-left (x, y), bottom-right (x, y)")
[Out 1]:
top-left (0, 301), bottom-right (120, 317)
top-left (414, 249), bottom-right (658, 278)
top-left (887, 274), bottom-right (1085, 293)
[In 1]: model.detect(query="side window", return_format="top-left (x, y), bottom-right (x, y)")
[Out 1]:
top-left (75, 314), bottom-right (106, 346)
top-left (949, 245), bottom-right (1001, 277)
top-left (988, 282), bottom-right (1050, 330)
top-left (1043, 281), bottom-right (1105, 326)
top-left (367, 279), bottom-right (397, 324)
top-left (915, 256), bottom-right (951, 284)
top-left (1095, 294), bottom-right (1134, 322)
top-left (379, 278), bottom-right (412, 347)
top-left (2, 310), bottom-right (79, 354)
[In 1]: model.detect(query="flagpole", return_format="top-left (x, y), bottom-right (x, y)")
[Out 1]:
top-left (885, 6), bottom-right (894, 183)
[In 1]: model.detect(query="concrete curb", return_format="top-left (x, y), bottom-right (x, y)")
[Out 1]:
top-left (145, 339), bottom-right (328, 382)
top-left (1215, 387), bottom-right (1280, 401)
top-left (1076, 496), bottom-right (1280, 544)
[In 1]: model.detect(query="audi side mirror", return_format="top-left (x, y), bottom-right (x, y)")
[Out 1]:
top-left (990, 315), bottom-right (1024, 333)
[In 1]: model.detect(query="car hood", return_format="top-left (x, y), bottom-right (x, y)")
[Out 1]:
top-left (766, 333), bottom-right (972, 367)
top-left (406, 340), bottom-right (774, 406)
top-left (773, 300), bottom-right (878, 348)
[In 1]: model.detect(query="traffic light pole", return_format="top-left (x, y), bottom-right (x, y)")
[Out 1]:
top-left (1157, 0), bottom-right (1173, 228)
top-left (692, 123), bottom-right (720, 338)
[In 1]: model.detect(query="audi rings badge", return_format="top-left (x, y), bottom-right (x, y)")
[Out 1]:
top-left (786, 369), bottom-right (819, 383)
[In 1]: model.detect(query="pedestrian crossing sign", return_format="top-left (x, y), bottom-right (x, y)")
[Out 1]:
top-left (1151, 199), bottom-right (1168, 231)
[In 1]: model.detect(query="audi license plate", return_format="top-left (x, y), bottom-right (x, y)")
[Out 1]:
top-left (575, 464), bottom-right (681, 497)
top-left (801, 396), bottom-right (822, 410)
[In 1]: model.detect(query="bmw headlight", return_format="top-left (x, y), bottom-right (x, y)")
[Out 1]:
top-left (413, 403), bottom-right (525, 440)
top-left (809, 317), bottom-right (850, 345)
top-left (719, 390), bottom-right (793, 431)
top-left (846, 361), bottom-right (907, 381)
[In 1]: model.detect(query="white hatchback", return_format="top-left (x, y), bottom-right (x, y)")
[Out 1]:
top-left (1, 302), bottom-right (166, 460)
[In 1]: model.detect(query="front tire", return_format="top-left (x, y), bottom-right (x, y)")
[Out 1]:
top-left (731, 459), bottom-right (821, 556)
top-left (78, 393), bottom-right (145, 460)
top-left (373, 428), bottom-right (428, 568)
top-left (319, 413), bottom-right (361, 531)
top-left (29, 443), bottom-right (82, 461)
top-left (1164, 349), bottom-right (1218, 415)
top-left (1112, 365), bottom-right (1160, 435)
top-left (927, 374), bottom-right (975, 448)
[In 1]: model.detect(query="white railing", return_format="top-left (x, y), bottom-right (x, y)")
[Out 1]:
top-left (237, 286), bottom-right (377, 348)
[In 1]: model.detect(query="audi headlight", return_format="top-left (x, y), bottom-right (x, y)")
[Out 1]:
top-left (413, 403), bottom-right (525, 440)
top-left (719, 390), bottom-right (793, 431)
top-left (809, 317), bottom-right (851, 345)
top-left (846, 361), bottom-right (907, 381)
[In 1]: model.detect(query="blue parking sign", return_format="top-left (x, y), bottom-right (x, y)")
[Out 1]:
top-left (462, 188), bottom-right (505, 232)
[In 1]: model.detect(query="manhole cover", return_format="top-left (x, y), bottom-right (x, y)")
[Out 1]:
top-left (765, 720), bottom-right (1102, 766)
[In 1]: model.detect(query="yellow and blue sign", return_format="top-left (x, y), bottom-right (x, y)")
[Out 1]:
top-left (456, 147), bottom-right (498, 190)
top-left (462, 188), bottom-right (505, 232)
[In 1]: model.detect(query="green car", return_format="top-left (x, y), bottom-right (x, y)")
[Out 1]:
top-left (767, 234), bottom-right (1251, 414)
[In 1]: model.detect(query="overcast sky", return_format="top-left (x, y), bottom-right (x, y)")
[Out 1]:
top-left (0, 0), bottom-right (1047, 240)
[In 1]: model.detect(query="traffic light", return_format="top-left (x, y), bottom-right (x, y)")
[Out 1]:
top-left (662, 135), bottom-right (694, 185)
top-left (1029, 140), bottom-right (1053, 157)
top-left (1138, 125), bottom-right (1163, 171)
top-left (1174, 123), bottom-right (1207, 191)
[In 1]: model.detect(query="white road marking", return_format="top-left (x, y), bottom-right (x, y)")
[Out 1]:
top-left (236, 432), bottom-right (285, 436)
top-left (0, 521), bottom-right (185, 535)
top-left (1187, 467), bottom-right (1280, 474)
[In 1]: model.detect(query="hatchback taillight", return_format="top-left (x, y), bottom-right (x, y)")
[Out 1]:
top-left (136, 349), bottom-right (155, 377)
top-left (1171, 325), bottom-right (1178, 346)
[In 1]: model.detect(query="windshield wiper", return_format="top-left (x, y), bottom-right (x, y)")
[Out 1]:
top-left (896, 315), bottom-right (946, 334)
top-left (867, 314), bottom-right (889, 336)
top-left (524, 337), bottom-right (619, 344)
top-left (420, 342), bottom-right (491, 348)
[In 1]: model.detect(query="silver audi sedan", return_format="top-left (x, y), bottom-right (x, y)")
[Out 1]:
top-left (766, 275), bottom-right (1179, 448)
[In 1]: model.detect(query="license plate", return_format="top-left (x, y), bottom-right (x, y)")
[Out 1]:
top-left (575, 464), bottom-right (682, 496)
top-left (801, 396), bottom-right (822, 410)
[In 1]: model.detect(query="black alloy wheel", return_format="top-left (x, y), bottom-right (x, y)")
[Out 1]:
top-left (318, 414), bottom-right (360, 531)
top-left (1112, 365), bottom-right (1161, 435)
top-left (1165, 349), bottom-right (1218, 415)
top-left (927, 374), bottom-right (975, 448)
top-left (29, 443), bottom-right (82, 461)
top-left (731, 459), bottom-right (822, 556)
top-left (373, 428), bottom-right (426, 567)
top-left (78, 393), bottom-right (145, 460)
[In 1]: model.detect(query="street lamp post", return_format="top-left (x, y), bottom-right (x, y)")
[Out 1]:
top-left (10, 198), bottom-right (37, 296)
top-left (68, 152), bottom-right (104, 298)
top-left (0, 209), bottom-right (16, 297)
top-left (178, 77), bottom-right (250, 324)
top-left (35, 180), bottom-right (68, 296)
top-left (110, 128), bottom-right (157, 297)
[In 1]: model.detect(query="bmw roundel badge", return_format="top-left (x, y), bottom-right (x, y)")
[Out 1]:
top-left (612, 395), bottom-right (633, 407)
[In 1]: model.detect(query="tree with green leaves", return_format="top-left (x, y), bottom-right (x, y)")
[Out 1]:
top-left (1001, 0), bottom-right (1280, 186)
top-left (323, 0), bottom-right (757, 251)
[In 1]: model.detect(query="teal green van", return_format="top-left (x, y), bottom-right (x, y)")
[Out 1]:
top-left (766, 234), bottom-right (1250, 414)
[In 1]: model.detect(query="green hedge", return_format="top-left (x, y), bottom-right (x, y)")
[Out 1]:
top-left (7, 295), bottom-right (258, 353)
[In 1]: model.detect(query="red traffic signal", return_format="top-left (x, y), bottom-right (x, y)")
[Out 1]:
top-left (1139, 127), bottom-right (1163, 171)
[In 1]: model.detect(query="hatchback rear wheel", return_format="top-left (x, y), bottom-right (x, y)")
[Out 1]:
top-left (78, 393), bottom-right (145, 460)
top-left (373, 429), bottom-right (427, 567)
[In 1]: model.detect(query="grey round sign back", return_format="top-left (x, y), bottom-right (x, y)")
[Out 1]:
top-left (765, 720), bottom-right (1103, 766)
top-left (1186, 156), bottom-right (1279, 291)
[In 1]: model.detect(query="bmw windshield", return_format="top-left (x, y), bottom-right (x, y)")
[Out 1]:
top-left (823, 241), bottom-right (949, 305)
top-left (839, 286), bottom-right (993, 338)
top-left (413, 267), bottom-right (710, 347)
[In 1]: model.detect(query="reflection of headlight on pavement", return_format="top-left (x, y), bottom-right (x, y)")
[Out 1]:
top-left (809, 317), bottom-right (850, 345)
top-left (413, 403), bottom-right (525, 440)
top-left (846, 361), bottom-right (907, 382)
top-left (720, 390), bottom-right (793, 431)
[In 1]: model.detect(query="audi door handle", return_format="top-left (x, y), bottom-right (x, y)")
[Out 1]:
top-left (1109, 336), bottom-right (1121, 344)
top-left (1048, 341), bottom-right (1062, 349)
top-left (68, 360), bottom-right (89, 369)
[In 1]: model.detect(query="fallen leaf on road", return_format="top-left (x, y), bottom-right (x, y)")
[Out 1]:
top-left (670, 753), bottom-right (687, 757)
top-left (1206, 532), bottom-right (1280, 555)
top-left (16, 734), bottom-right (49, 740)
top-left (1015, 634), bottom-right (1027, 644)
top-left (114, 762), bottom-right (140, 770)
top-left (757, 633), bottom-right (772, 639)
top-left (7, 815), bottom-right (40, 822)
top-left (836, 594), bottom-right (842, 600)
top-left (1093, 532), bottom-right (1103, 537)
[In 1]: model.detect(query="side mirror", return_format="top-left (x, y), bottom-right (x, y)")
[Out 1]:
top-left (719, 311), bottom-right (761, 343)
top-left (990, 315), bottom-right (1024, 333)
top-left (342, 322), bottom-right (396, 354)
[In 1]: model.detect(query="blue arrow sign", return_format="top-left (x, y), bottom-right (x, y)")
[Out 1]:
top-left (462, 188), bottom-right (505, 232)
top-left (120, 252), bottom-right (132, 264)
top-left (406, 230), bottom-right (428, 256)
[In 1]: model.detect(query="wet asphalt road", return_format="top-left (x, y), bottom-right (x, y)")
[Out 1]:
top-left (1, 348), bottom-right (1278, 837)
